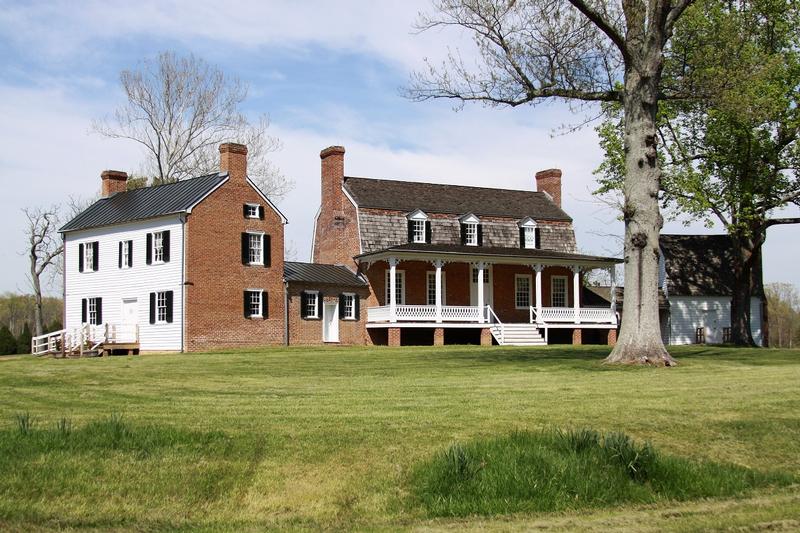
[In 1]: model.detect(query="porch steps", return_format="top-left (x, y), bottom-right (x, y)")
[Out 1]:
top-left (490, 324), bottom-right (547, 346)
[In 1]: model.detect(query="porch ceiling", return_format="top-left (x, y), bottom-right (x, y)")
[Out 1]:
top-left (355, 243), bottom-right (622, 268)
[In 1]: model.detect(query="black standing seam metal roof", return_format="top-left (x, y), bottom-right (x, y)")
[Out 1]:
top-left (343, 176), bottom-right (572, 221)
top-left (284, 262), bottom-right (367, 287)
top-left (59, 173), bottom-right (228, 233)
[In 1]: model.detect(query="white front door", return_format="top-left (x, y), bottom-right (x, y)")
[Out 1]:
top-left (323, 301), bottom-right (339, 343)
top-left (470, 266), bottom-right (493, 306)
top-left (122, 298), bottom-right (138, 325)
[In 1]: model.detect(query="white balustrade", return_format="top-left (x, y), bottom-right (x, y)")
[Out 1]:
top-left (367, 305), bottom-right (483, 323)
top-left (533, 307), bottom-right (616, 324)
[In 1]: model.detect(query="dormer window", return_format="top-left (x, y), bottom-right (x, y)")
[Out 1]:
top-left (407, 209), bottom-right (430, 244)
top-left (459, 213), bottom-right (482, 247)
top-left (518, 217), bottom-right (539, 249)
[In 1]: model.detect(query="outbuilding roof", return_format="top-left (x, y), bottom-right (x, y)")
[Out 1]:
top-left (60, 173), bottom-right (228, 233)
top-left (284, 261), bottom-right (367, 287)
top-left (343, 176), bottom-right (572, 221)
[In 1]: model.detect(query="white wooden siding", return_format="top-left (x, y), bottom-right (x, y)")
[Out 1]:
top-left (665, 296), bottom-right (763, 346)
top-left (64, 215), bottom-right (184, 351)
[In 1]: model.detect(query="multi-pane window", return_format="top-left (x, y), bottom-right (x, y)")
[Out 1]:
top-left (247, 290), bottom-right (263, 317)
top-left (412, 220), bottom-right (426, 243)
top-left (153, 232), bottom-right (164, 263)
top-left (121, 240), bottom-right (132, 268)
top-left (248, 233), bottom-right (263, 264)
top-left (85, 243), bottom-right (94, 270)
top-left (305, 292), bottom-right (319, 318)
top-left (245, 203), bottom-right (260, 218)
top-left (385, 270), bottom-right (405, 305)
top-left (426, 272), bottom-right (446, 306)
top-left (472, 268), bottom-right (490, 284)
top-left (515, 275), bottom-right (531, 309)
top-left (88, 298), bottom-right (98, 325)
top-left (156, 291), bottom-right (168, 323)
top-left (464, 223), bottom-right (478, 246)
top-left (551, 276), bottom-right (567, 307)
top-left (524, 226), bottom-right (537, 249)
top-left (343, 294), bottom-right (355, 319)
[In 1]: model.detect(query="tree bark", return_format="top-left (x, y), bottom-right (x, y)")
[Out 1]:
top-left (729, 237), bottom-right (756, 346)
top-left (29, 246), bottom-right (44, 337)
top-left (604, 39), bottom-right (676, 366)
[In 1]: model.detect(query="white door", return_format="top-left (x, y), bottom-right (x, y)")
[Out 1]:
top-left (470, 266), bottom-right (493, 306)
top-left (323, 301), bottom-right (339, 342)
top-left (122, 298), bottom-right (138, 325)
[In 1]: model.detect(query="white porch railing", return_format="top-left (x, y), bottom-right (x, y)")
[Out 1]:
top-left (531, 307), bottom-right (617, 325)
top-left (31, 323), bottom-right (140, 356)
top-left (367, 305), bottom-right (484, 323)
top-left (485, 306), bottom-right (504, 344)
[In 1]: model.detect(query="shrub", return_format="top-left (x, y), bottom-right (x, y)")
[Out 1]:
top-left (0, 326), bottom-right (16, 355)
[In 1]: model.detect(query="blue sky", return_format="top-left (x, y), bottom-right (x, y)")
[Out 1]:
top-left (1, 0), bottom-right (797, 295)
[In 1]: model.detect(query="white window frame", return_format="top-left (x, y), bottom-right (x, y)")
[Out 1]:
top-left (84, 242), bottom-right (95, 272)
top-left (385, 269), bottom-right (406, 305)
top-left (121, 240), bottom-right (132, 269)
top-left (247, 232), bottom-right (265, 265)
top-left (519, 217), bottom-right (538, 249)
top-left (464, 222), bottom-right (478, 246)
top-left (426, 271), bottom-right (447, 306)
top-left (515, 274), bottom-right (532, 309)
top-left (88, 297), bottom-right (99, 325)
top-left (153, 232), bottom-right (165, 264)
top-left (305, 291), bottom-right (319, 319)
top-left (551, 275), bottom-right (568, 308)
top-left (247, 289), bottom-right (263, 318)
top-left (342, 293), bottom-right (356, 320)
top-left (245, 203), bottom-right (260, 219)
top-left (156, 291), bottom-right (168, 324)
top-left (412, 219), bottom-right (426, 243)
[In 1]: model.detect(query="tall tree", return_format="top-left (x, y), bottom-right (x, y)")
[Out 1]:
top-left (765, 283), bottom-right (799, 348)
top-left (595, 0), bottom-right (800, 345)
top-left (94, 51), bottom-right (293, 200)
top-left (409, 0), bottom-right (695, 365)
top-left (23, 206), bottom-right (62, 337)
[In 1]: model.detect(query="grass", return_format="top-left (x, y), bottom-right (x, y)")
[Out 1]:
top-left (0, 345), bottom-right (798, 531)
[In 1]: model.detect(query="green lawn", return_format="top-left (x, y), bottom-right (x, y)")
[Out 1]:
top-left (1, 345), bottom-right (799, 532)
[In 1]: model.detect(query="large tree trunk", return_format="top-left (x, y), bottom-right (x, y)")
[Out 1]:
top-left (729, 240), bottom-right (756, 346)
top-left (605, 48), bottom-right (676, 366)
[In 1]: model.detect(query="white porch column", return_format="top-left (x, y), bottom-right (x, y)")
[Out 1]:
top-left (476, 261), bottom-right (485, 323)
top-left (389, 257), bottom-right (398, 323)
top-left (434, 259), bottom-right (444, 323)
top-left (572, 265), bottom-right (581, 324)
top-left (533, 264), bottom-right (543, 324)
top-left (609, 266), bottom-right (618, 323)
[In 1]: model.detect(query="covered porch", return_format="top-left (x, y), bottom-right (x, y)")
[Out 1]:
top-left (357, 244), bottom-right (622, 345)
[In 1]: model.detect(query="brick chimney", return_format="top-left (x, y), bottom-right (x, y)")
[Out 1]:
top-left (535, 168), bottom-right (562, 208)
top-left (219, 142), bottom-right (248, 180)
top-left (101, 170), bottom-right (128, 197)
top-left (320, 145), bottom-right (346, 212)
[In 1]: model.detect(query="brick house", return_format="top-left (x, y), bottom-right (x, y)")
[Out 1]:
top-left (312, 146), bottom-right (622, 347)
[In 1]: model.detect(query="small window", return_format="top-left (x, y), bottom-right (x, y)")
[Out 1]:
top-left (426, 271), bottom-right (447, 306)
top-left (342, 293), bottom-right (355, 319)
top-left (245, 290), bottom-right (263, 318)
top-left (153, 232), bottom-right (164, 263)
top-left (464, 223), bottom-right (478, 246)
top-left (248, 233), bottom-right (264, 264)
top-left (305, 291), bottom-right (319, 319)
top-left (412, 220), bottom-right (426, 243)
top-left (524, 226), bottom-right (536, 249)
top-left (88, 297), bottom-right (99, 325)
top-left (696, 327), bottom-right (706, 344)
top-left (120, 240), bottom-right (132, 268)
top-left (722, 327), bottom-right (731, 343)
top-left (245, 203), bottom-right (260, 219)
top-left (471, 268), bottom-right (490, 284)
top-left (85, 243), bottom-right (95, 270)
top-left (515, 275), bottom-right (531, 309)
top-left (156, 291), bottom-right (168, 323)
top-left (551, 276), bottom-right (567, 307)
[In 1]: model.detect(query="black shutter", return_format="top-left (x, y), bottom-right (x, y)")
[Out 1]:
top-left (243, 204), bottom-right (249, 218)
top-left (477, 225), bottom-right (483, 246)
top-left (149, 293), bottom-right (156, 324)
top-left (263, 292), bottom-right (268, 319)
top-left (128, 240), bottom-right (133, 267)
top-left (264, 235), bottom-right (271, 267)
top-left (425, 221), bottom-right (432, 243)
top-left (535, 227), bottom-right (541, 249)
top-left (92, 242), bottom-right (99, 271)
top-left (241, 233), bottom-right (249, 264)
top-left (339, 294), bottom-right (346, 319)
top-left (408, 220), bottom-right (414, 243)
top-left (81, 299), bottom-right (87, 323)
top-left (317, 292), bottom-right (323, 319)
top-left (519, 227), bottom-right (525, 248)
top-left (162, 231), bottom-right (170, 263)
top-left (354, 295), bottom-right (360, 321)
top-left (165, 291), bottom-right (173, 323)
top-left (259, 205), bottom-right (265, 220)
top-left (96, 298), bottom-right (103, 325)
top-left (460, 224), bottom-right (467, 245)
top-left (118, 241), bottom-right (123, 268)
top-left (78, 243), bottom-right (84, 272)
top-left (243, 291), bottom-right (251, 318)
top-left (300, 292), bottom-right (308, 319)
top-left (146, 233), bottom-right (152, 265)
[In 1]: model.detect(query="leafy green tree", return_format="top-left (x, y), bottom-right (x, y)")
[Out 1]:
top-left (595, 0), bottom-right (800, 346)
top-left (0, 326), bottom-right (17, 355)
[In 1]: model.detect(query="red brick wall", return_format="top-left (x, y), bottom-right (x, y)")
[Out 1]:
top-left (184, 144), bottom-right (286, 351)
top-left (312, 147), bottom-right (361, 271)
top-left (286, 282), bottom-right (370, 345)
